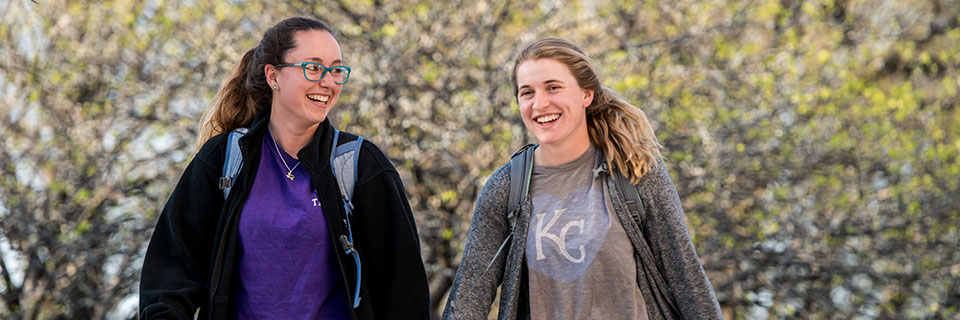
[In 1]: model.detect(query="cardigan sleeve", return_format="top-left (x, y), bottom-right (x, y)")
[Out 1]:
top-left (635, 159), bottom-right (724, 319)
top-left (442, 164), bottom-right (513, 320)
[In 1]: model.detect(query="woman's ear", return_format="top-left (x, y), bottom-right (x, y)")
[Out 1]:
top-left (582, 89), bottom-right (595, 108)
top-left (264, 64), bottom-right (279, 89)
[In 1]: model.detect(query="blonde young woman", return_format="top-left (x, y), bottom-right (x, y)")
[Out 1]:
top-left (139, 17), bottom-right (428, 320)
top-left (443, 38), bottom-right (723, 319)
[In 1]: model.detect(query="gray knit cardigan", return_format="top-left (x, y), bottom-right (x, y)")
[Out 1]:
top-left (442, 158), bottom-right (723, 320)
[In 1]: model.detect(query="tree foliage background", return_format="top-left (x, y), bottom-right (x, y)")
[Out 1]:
top-left (1, 0), bottom-right (958, 319)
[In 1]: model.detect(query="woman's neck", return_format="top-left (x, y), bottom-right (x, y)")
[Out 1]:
top-left (268, 118), bottom-right (318, 160)
top-left (534, 139), bottom-right (592, 167)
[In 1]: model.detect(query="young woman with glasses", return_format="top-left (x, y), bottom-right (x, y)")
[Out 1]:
top-left (139, 17), bottom-right (429, 320)
top-left (442, 38), bottom-right (723, 319)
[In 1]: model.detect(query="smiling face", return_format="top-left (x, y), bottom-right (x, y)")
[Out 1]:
top-left (265, 29), bottom-right (343, 131)
top-left (516, 58), bottom-right (594, 154)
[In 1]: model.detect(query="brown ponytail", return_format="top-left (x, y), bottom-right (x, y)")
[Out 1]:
top-left (195, 17), bottom-right (335, 151)
top-left (512, 38), bottom-right (662, 183)
top-left (195, 48), bottom-right (263, 150)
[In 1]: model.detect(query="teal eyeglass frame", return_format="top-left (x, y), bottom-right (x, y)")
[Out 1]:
top-left (276, 62), bottom-right (351, 84)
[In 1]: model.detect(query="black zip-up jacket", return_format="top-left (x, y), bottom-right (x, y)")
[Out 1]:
top-left (140, 109), bottom-right (430, 319)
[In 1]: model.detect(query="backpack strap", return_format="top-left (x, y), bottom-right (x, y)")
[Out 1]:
top-left (331, 133), bottom-right (365, 201)
top-left (612, 165), bottom-right (645, 226)
top-left (483, 143), bottom-right (536, 274)
top-left (607, 163), bottom-right (680, 318)
top-left (507, 144), bottom-right (536, 229)
top-left (329, 129), bottom-right (365, 309)
top-left (220, 128), bottom-right (248, 199)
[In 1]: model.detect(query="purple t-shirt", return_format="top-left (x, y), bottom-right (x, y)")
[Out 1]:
top-left (233, 132), bottom-right (350, 319)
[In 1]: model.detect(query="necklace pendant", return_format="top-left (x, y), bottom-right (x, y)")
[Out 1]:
top-left (286, 172), bottom-right (295, 180)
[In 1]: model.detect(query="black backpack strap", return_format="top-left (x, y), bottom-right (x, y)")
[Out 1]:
top-left (483, 143), bottom-right (536, 274)
top-left (507, 144), bottom-right (536, 229)
top-left (611, 165), bottom-right (680, 318)
top-left (613, 168), bottom-right (645, 226)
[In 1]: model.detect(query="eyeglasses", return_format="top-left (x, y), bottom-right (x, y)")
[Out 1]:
top-left (276, 62), bottom-right (351, 84)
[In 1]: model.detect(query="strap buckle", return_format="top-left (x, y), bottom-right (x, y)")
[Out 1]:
top-left (218, 177), bottom-right (233, 189)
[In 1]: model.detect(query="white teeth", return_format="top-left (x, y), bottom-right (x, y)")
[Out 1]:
top-left (307, 94), bottom-right (330, 103)
top-left (536, 114), bottom-right (560, 123)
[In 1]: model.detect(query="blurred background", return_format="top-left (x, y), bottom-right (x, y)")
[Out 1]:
top-left (1, 0), bottom-right (959, 319)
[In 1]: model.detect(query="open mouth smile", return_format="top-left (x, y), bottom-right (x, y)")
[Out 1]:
top-left (307, 94), bottom-right (330, 103)
top-left (535, 113), bottom-right (560, 124)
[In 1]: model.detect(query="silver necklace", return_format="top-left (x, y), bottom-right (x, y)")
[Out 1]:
top-left (270, 132), bottom-right (301, 180)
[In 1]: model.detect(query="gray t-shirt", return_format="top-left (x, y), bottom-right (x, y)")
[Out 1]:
top-left (525, 145), bottom-right (647, 320)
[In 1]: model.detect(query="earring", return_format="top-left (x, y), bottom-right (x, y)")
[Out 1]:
top-left (272, 84), bottom-right (278, 90)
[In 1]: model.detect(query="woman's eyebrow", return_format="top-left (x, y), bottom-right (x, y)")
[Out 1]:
top-left (303, 57), bottom-right (343, 65)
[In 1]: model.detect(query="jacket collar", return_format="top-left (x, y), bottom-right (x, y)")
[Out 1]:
top-left (239, 107), bottom-right (337, 174)
top-left (298, 115), bottom-right (336, 175)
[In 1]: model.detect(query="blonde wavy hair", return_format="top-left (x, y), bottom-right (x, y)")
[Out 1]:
top-left (511, 38), bottom-right (663, 183)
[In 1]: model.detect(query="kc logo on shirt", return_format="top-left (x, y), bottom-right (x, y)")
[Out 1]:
top-left (535, 208), bottom-right (585, 263)
top-left (526, 186), bottom-right (610, 282)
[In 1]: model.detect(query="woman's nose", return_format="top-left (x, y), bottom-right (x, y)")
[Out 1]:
top-left (319, 71), bottom-right (336, 87)
top-left (532, 92), bottom-right (549, 110)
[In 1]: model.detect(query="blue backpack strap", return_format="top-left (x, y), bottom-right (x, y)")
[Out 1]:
top-left (351, 136), bottom-right (364, 189)
top-left (220, 128), bottom-right (248, 199)
top-left (483, 143), bottom-right (536, 274)
top-left (329, 129), bottom-right (365, 308)
top-left (332, 135), bottom-right (364, 201)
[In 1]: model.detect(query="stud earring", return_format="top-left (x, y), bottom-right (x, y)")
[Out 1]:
top-left (272, 84), bottom-right (278, 90)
